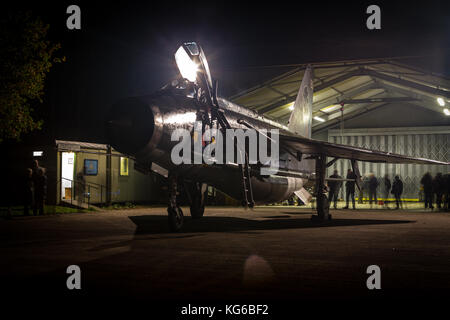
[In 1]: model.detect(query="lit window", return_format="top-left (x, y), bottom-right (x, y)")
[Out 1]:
top-left (120, 157), bottom-right (129, 176)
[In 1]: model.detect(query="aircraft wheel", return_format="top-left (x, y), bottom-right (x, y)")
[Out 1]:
top-left (323, 196), bottom-right (330, 214)
top-left (168, 206), bottom-right (184, 232)
top-left (189, 183), bottom-right (206, 219)
top-left (320, 195), bottom-right (331, 219)
top-left (190, 197), bottom-right (205, 219)
top-left (312, 193), bottom-right (331, 221)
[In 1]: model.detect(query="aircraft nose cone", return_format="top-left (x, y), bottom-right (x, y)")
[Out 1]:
top-left (107, 97), bottom-right (155, 155)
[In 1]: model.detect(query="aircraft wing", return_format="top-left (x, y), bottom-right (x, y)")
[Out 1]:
top-left (279, 133), bottom-right (449, 165)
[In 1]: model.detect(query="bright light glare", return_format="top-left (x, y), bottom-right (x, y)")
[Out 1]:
top-left (444, 108), bottom-right (450, 116)
top-left (437, 97), bottom-right (445, 106)
top-left (313, 116), bottom-right (325, 122)
top-left (175, 46), bottom-right (198, 82)
top-left (33, 151), bottom-right (43, 156)
top-left (288, 104), bottom-right (294, 111)
top-left (164, 112), bottom-right (197, 124)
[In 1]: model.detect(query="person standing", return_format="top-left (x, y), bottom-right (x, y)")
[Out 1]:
top-left (23, 168), bottom-right (33, 216)
top-left (391, 175), bottom-right (403, 209)
top-left (343, 169), bottom-right (357, 209)
top-left (368, 173), bottom-right (379, 207)
top-left (433, 173), bottom-right (445, 210)
top-left (383, 174), bottom-right (391, 209)
top-left (328, 170), bottom-right (342, 209)
top-left (360, 175), bottom-right (370, 204)
top-left (31, 160), bottom-right (41, 215)
top-left (76, 172), bottom-right (86, 204)
top-left (444, 174), bottom-right (450, 211)
top-left (421, 172), bottom-right (434, 209)
top-left (34, 167), bottom-right (47, 216)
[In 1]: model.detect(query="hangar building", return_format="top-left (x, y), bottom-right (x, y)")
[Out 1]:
top-left (229, 59), bottom-right (450, 200)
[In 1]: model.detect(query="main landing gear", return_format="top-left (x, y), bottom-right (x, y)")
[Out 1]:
top-left (167, 174), bottom-right (207, 232)
top-left (312, 154), bottom-right (332, 221)
top-left (188, 181), bottom-right (207, 219)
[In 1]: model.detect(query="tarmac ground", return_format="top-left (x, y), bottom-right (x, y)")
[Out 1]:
top-left (1, 204), bottom-right (449, 316)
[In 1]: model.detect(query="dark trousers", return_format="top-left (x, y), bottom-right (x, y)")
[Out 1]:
top-left (369, 190), bottom-right (377, 204)
top-left (33, 196), bottom-right (44, 216)
top-left (328, 190), bottom-right (339, 208)
top-left (424, 192), bottom-right (433, 208)
top-left (435, 193), bottom-right (443, 209)
top-left (394, 194), bottom-right (402, 209)
top-left (24, 192), bottom-right (33, 216)
top-left (346, 189), bottom-right (355, 208)
top-left (384, 192), bottom-right (390, 206)
top-left (445, 193), bottom-right (450, 210)
top-left (24, 203), bottom-right (31, 216)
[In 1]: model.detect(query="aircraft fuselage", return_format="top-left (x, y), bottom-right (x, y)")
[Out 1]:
top-left (107, 89), bottom-right (311, 204)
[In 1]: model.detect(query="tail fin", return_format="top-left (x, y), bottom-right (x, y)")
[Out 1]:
top-left (287, 65), bottom-right (314, 138)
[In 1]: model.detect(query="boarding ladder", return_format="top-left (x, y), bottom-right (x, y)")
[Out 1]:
top-left (212, 108), bottom-right (255, 208)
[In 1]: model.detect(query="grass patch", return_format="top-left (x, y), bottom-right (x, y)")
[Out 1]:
top-left (0, 205), bottom-right (88, 217)
top-left (101, 202), bottom-right (136, 210)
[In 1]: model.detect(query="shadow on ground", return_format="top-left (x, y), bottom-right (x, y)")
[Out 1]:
top-left (279, 211), bottom-right (314, 215)
top-left (129, 214), bottom-right (414, 234)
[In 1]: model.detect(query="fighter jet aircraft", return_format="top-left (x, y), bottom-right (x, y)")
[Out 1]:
top-left (107, 42), bottom-right (449, 231)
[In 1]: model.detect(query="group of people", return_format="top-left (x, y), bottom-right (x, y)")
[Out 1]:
top-left (327, 169), bottom-right (360, 210)
top-left (420, 172), bottom-right (450, 210)
top-left (327, 169), bottom-right (404, 210)
top-left (24, 160), bottom-right (48, 216)
top-left (362, 173), bottom-right (404, 209)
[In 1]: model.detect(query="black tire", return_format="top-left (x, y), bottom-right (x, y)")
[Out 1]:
top-left (168, 206), bottom-right (184, 232)
top-left (323, 196), bottom-right (330, 214)
top-left (312, 194), bottom-right (331, 221)
top-left (189, 183), bottom-right (206, 219)
top-left (190, 193), bottom-right (205, 219)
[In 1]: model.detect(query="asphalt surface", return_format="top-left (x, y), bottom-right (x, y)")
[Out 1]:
top-left (1, 206), bottom-right (449, 316)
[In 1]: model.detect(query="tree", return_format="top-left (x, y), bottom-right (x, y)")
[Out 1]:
top-left (0, 11), bottom-right (64, 143)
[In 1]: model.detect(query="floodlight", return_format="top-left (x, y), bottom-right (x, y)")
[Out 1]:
top-left (444, 108), bottom-right (450, 116)
top-left (174, 42), bottom-right (217, 107)
top-left (175, 46), bottom-right (198, 82)
top-left (437, 97), bottom-right (445, 106)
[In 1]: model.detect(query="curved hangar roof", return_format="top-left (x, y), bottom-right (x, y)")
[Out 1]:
top-left (229, 59), bottom-right (450, 133)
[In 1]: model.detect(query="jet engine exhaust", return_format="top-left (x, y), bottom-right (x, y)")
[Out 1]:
top-left (107, 97), bottom-right (158, 157)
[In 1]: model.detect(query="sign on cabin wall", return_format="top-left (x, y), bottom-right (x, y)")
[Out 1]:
top-left (84, 159), bottom-right (98, 176)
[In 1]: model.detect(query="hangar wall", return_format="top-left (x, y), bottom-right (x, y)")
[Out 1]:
top-left (327, 127), bottom-right (450, 200)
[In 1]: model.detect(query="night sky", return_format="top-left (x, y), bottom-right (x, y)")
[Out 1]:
top-left (5, 1), bottom-right (450, 143)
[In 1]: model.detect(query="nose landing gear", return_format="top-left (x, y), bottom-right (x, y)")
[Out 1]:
top-left (312, 154), bottom-right (332, 221)
top-left (167, 174), bottom-right (184, 232)
top-left (168, 206), bottom-right (184, 232)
